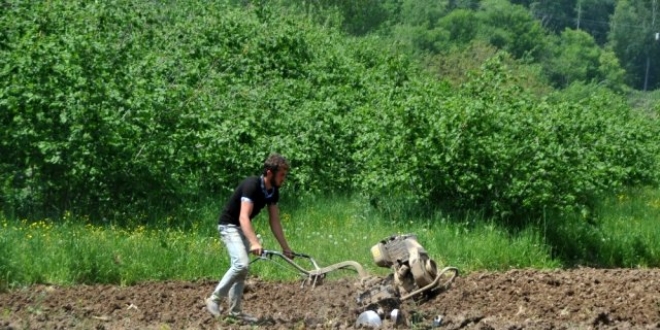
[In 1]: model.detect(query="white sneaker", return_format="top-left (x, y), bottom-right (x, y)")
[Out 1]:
top-left (205, 297), bottom-right (222, 317)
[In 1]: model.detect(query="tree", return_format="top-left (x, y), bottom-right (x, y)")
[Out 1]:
top-left (476, 0), bottom-right (549, 61)
top-left (437, 9), bottom-right (479, 46)
top-left (282, 0), bottom-right (390, 36)
top-left (597, 48), bottom-right (627, 92)
top-left (545, 29), bottom-right (601, 88)
top-left (608, 0), bottom-right (660, 90)
top-left (387, 0), bottom-right (451, 55)
top-left (398, 0), bottom-right (449, 27)
top-left (528, 0), bottom-right (575, 33)
top-left (574, 0), bottom-right (616, 45)
top-left (543, 28), bottom-right (626, 91)
top-left (512, 0), bottom-right (615, 46)
top-left (448, 0), bottom-right (482, 10)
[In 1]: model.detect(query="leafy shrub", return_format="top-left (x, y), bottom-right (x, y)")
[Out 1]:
top-left (0, 0), bottom-right (658, 228)
top-left (355, 55), bottom-right (660, 225)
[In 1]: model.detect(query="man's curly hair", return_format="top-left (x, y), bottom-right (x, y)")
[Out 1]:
top-left (263, 153), bottom-right (289, 175)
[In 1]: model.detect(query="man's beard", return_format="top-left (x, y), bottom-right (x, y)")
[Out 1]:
top-left (271, 172), bottom-right (280, 188)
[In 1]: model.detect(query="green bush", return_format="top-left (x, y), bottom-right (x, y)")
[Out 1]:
top-left (355, 56), bottom-right (660, 224)
top-left (1, 0), bottom-right (658, 228)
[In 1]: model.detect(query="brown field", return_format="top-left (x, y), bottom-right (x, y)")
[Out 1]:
top-left (2, 268), bottom-right (660, 329)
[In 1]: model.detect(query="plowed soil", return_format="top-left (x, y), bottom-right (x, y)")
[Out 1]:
top-left (2, 268), bottom-right (660, 329)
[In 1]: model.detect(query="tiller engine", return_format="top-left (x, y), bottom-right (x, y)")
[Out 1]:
top-left (356, 234), bottom-right (458, 313)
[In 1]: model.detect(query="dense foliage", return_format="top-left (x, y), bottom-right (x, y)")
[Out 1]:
top-left (1, 0), bottom-right (659, 226)
top-left (295, 0), bottom-right (660, 91)
top-left (357, 55), bottom-right (660, 222)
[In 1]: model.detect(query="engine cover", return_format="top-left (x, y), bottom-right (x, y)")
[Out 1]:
top-left (359, 234), bottom-right (440, 312)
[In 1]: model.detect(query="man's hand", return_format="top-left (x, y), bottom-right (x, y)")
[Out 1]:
top-left (249, 243), bottom-right (263, 256)
top-left (283, 249), bottom-right (294, 259)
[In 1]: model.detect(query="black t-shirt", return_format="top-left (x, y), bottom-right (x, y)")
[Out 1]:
top-left (218, 176), bottom-right (279, 225)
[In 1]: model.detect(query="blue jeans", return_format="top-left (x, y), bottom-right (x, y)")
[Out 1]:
top-left (211, 224), bottom-right (250, 313)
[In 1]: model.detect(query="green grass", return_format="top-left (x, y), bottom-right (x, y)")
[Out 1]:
top-left (0, 214), bottom-right (225, 288)
top-left (593, 188), bottom-right (660, 267)
top-left (2, 189), bottom-right (660, 289)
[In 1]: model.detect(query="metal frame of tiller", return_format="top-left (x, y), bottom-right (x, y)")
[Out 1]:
top-left (250, 249), bottom-right (459, 306)
top-left (400, 265), bottom-right (458, 301)
top-left (250, 250), bottom-right (369, 288)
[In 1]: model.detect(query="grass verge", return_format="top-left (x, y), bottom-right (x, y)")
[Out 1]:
top-left (1, 188), bottom-right (659, 289)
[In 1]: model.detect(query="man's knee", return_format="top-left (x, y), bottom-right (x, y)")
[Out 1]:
top-left (232, 261), bottom-right (250, 276)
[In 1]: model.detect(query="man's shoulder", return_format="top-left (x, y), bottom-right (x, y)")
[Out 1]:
top-left (240, 176), bottom-right (260, 185)
top-left (237, 176), bottom-right (260, 190)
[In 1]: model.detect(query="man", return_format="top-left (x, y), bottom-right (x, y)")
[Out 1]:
top-left (206, 153), bottom-right (294, 322)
